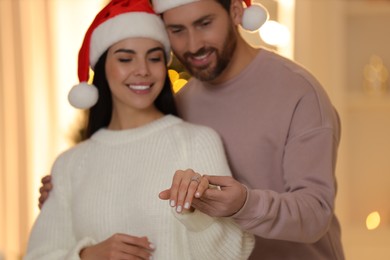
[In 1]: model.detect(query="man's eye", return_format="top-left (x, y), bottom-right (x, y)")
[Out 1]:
top-left (169, 28), bottom-right (183, 34)
top-left (201, 21), bottom-right (211, 27)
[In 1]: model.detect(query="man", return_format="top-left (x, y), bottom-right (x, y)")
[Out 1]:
top-left (40, 0), bottom-right (345, 259)
top-left (154, 0), bottom-right (344, 259)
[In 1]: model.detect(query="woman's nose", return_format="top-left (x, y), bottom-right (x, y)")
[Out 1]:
top-left (134, 60), bottom-right (150, 76)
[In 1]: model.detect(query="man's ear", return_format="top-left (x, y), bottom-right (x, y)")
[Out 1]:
top-left (230, 0), bottom-right (244, 26)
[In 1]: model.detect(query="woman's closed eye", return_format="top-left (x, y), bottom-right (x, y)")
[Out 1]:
top-left (148, 56), bottom-right (163, 63)
top-left (118, 57), bottom-right (132, 62)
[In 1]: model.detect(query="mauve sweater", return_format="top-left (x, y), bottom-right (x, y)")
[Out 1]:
top-left (175, 49), bottom-right (345, 260)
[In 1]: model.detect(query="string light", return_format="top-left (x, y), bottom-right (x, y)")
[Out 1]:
top-left (169, 69), bottom-right (188, 93)
top-left (366, 211), bottom-right (381, 230)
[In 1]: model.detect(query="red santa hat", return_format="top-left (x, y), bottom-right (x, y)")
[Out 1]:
top-left (152, 0), bottom-right (269, 31)
top-left (68, 0), bottom-right (171, 109)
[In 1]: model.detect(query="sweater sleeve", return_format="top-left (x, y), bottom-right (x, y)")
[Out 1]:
top-left (173, 126), bottom-right (254, 259)
top-left (232, 91), bottom-right (341, 243)
top-left (24, 151), bottom-right (96, 260)
top-left (173, 209), bottom-right (254, 260)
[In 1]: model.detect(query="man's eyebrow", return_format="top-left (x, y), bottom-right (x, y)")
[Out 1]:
top-left (192, 14), bottom-right (214, 26)
top-left (165, 14), bottom-right (214, 29)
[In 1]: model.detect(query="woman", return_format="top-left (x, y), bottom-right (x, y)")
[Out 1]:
top-left (24, 0), bottom-right (254, 259)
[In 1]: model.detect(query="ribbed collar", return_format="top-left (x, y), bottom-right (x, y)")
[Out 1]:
top-left (199, 48), bottom-right (269, 92)
top-left (90, 115), bottom-right (182, 145)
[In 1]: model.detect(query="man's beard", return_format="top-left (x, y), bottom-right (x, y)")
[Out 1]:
top-left (176, 26), bottom-right (237, 82)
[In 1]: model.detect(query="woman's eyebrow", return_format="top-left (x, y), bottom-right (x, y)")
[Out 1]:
top-left (113, 47), bottom-right (164, 54)
top-left (147, 47), bottom-right (164, 54)
top-left (114, 48), bottom-right (136, 54)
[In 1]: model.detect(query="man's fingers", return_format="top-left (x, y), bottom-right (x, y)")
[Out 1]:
top-left (38, 192), bottom-right (48, 209)
top-left (41, 175), bottom-right (51, 183)
top-left (39, 183), bottom-right (52, 193)
top-left (204, 175), bottom-right (233, 187)
top-left (38, 176), bottom-right (52, 210)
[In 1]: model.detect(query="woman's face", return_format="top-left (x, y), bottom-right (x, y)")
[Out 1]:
top-left (105, 37), bottom-right (166, 114)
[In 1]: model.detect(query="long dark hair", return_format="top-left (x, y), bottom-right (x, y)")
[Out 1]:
top-left (83, 50), bottom-right (177, 140)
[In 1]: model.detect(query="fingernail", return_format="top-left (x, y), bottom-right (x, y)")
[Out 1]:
top-left (176, 205), bottom-right (182, 213)
top-left (150, 243), bottom-right (155, 249)
top-left (195, 192), bottom-right (200, 198)
top-left (184, 202), bottom-right (190, 209)
top-left (170, 200), bottom-right (175, 207)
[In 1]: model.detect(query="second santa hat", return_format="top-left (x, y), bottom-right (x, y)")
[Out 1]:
top-left (152, 0), bottom-right (269, 31)
top-left (68, 0), bottom-right (170, 109)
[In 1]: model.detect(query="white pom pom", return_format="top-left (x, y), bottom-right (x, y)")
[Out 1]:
top-left (242, 4), bottom-right (269, 31)
top-left (68, 82), bottom-right (98, 109)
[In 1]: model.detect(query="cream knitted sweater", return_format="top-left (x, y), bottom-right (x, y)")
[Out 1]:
top-left (25, 115), bottom-right (254, 260)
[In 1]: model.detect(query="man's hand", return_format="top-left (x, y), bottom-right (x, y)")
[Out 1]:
top-left (192, 175), bottom-right (247, 217)
top-left (38, 175), bottom-right (52, 209)
top-left (80, 233), bottom-right (154, 260)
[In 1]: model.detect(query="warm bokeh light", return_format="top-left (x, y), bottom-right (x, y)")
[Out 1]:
top-left (366, 211), bottom-right (381, 230)
top-left (363, 55), bottom-right (389, 94)
top-left (88, 69), bottom-right (95, 84)
top-left (275, 0), bottom-right (295, 59)
top-left (168, 69), bottom-right (180, 83)
top-left (169, 69), bottom-right (188, 93)
top-left (259, 20), bottom-right (290, 47)
top-left (172, 78), bottom-right (188, 93)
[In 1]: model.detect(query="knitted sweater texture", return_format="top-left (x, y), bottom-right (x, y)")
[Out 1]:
top-left (25, 115), bottom-right (254, 260)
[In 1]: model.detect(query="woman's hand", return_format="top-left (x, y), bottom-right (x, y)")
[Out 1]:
top-left (159, 169), bottom-right (209, 213)
top-left (80, 233), bottom-right (155, 260)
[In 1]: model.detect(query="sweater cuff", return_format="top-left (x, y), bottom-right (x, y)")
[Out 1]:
top-left (65, 237), bottom-right (96, 260)
top-left (172, 208), bottom-right (215, 232)
top-left (231, 185), bottom-right (250, 219)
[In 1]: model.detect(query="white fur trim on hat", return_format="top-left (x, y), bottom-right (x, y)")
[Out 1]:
top-left (152, 0), bottom-right (268, 31)
top-left (242, 3), bottom-right (268, 31)
top-left (68, 82), bottom-right (98, 109)
top-left (152, 0), bottom-right (199, 14)
top-left (90, 12), bottom-right (171, 68)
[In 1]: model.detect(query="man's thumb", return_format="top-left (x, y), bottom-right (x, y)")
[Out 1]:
top-left (204, 175), bottom-right (231, 186)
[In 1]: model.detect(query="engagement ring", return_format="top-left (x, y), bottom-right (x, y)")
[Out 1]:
top-left (190, 175), bottom-right (201, 184)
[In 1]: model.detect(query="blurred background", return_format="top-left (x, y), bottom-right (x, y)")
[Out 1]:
top-left (1, 0), bottom-right (389, 259)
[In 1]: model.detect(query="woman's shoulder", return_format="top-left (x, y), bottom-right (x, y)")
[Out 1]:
top-left (54, 139), bottom-right (94, 165)
top-left (168, 115), bottom-right (222, 143)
